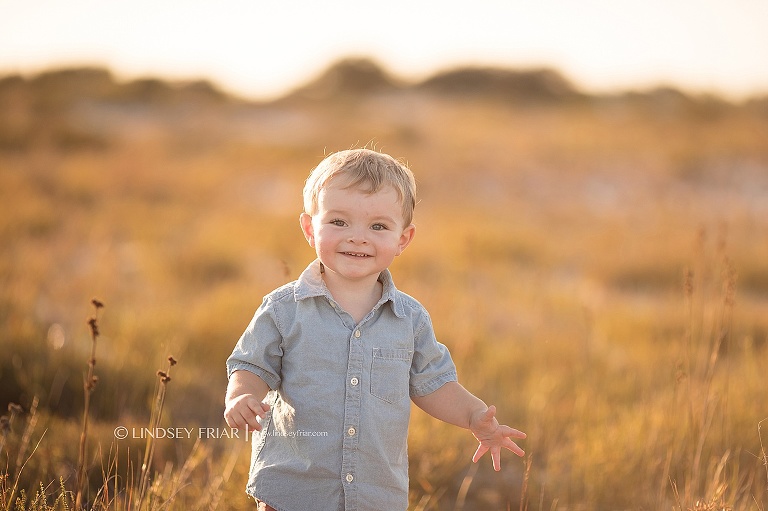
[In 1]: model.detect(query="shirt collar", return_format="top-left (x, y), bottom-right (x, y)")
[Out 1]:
top-left (294, 259), bottom-right (406, 318)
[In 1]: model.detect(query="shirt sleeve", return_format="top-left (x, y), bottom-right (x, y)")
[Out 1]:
top-left (226, 296), bottom-right (283, 390)
top-left (409, 308), bottom-right (458, 397)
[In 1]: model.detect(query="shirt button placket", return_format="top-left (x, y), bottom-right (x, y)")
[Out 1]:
top-left (342, 326), bottom-right (363, 509)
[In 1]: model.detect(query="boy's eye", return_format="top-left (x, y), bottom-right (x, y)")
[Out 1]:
top-left (371, 223), bottom-right (388, 231)
top-left (330, 219), bottom-right (346, 227)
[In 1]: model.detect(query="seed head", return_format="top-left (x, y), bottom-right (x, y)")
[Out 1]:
top-left (88, 317), bottom-right (99, 337)
top-left (7, 403), bottom-right (23, 414)
top-left (91, 298), bottom-right (104, 309)
top-left (85, 374), bottom-right (99, 390)
top-left (168, 356), bottom-right (177, 366)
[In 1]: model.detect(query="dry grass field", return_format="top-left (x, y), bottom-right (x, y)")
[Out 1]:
top-left (1, 59), bottom-right (767, 510)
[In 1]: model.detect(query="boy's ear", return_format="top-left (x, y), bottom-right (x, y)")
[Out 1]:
top-left (299, 213), bottom-right (315, 247)
top-left (396, 224), bottom-right (416, 256)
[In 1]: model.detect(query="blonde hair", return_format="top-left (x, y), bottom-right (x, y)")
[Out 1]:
top-left (303, 149), bottom-right (417, 225)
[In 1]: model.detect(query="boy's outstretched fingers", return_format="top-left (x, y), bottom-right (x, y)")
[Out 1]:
top-left (470, 405), bottom-right (527, 471)
top-left (472, 444), bottom-right (489, 464)
top-left (501, 425), bottom-right (527, 456)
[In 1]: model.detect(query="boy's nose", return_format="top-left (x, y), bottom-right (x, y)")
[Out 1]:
top-left (347, 230), bottom-right (368, 244)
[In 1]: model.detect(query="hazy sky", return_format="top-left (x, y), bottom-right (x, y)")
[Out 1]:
top-left (1, 0), bottom-right (767, 100)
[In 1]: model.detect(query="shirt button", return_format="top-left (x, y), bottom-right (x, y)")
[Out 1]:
top-left (350, 377), bottom-right (359, 386)
top-left (354, 330), bottom-right (361, 338)
top-left (347, 427), bottom-right (356, 436)
top-left (345, 473), bottom-right (354, 483)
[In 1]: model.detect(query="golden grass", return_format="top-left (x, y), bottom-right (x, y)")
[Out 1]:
top-left (1, 68), bottom-right (767, 509)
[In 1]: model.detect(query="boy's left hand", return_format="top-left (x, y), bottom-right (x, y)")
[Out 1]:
top-left (469, 405), bottom-right (526, 471)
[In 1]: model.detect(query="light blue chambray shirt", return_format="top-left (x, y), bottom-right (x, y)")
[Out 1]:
top-left (226, 259), bottom-right (457, 511)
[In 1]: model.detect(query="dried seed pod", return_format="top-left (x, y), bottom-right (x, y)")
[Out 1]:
top-left (88, 317), bottom-right (99, 337)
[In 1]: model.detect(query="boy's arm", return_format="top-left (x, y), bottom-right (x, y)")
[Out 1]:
top-left (411, 381), bottom-right (526, 471)
top-left (411, 381), bottom-right (486, 428)
top-left (224, 369), bottom-right (272, 431)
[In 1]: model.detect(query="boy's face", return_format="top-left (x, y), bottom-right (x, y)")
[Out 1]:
top-left (300, 178), bottom-right (415, 287)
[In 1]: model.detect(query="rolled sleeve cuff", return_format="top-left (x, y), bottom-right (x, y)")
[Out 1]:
top-left (226, 360), bottom-right (281, 390)
top-left (410, 370), bottom-right (458, 397)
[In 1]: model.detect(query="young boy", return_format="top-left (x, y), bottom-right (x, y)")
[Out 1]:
top-left (224, 149), bottom-right (526, 511)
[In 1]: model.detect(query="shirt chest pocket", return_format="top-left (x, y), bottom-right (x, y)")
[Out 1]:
top-left (370, 348), bottom-right (413, 404)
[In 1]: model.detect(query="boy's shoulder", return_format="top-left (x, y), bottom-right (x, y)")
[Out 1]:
top-left (393, 287), bottom-right (422, 310)
top-left (391, 287), bottom-right (432, 322)
top-left (263, 279), bottom-right (300, 304)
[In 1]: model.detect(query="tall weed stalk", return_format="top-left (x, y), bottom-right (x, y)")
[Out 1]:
top-left (136, 356), bottom-right (177, 510)
top-left (75, 298), bottom-right (104, 509)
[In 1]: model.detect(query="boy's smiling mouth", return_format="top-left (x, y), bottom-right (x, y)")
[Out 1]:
top-left (342, 251), bottom-right (371, 257)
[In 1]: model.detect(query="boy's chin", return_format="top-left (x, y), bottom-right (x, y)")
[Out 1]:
top-left (323, 263), bottom-right (383, 282)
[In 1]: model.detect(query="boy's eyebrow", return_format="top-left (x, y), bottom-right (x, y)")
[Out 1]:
top-left (369, 215), bottom-right (399, 225)
top-left (323, 208), bottom-right (351, 217)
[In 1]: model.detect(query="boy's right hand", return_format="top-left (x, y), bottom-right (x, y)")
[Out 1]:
top-left (224, 394), bottom-right (271, 431)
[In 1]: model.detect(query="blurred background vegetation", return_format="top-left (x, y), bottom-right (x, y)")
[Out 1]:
top-left (1, 58), bottom-right (767, 510)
